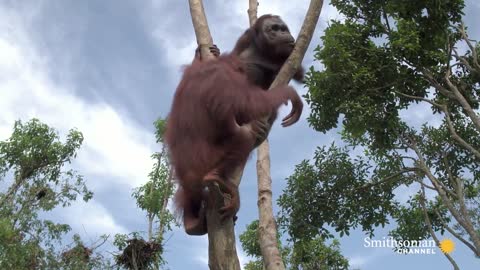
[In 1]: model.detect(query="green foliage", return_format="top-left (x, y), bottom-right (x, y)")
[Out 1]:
top-left (239, 220), bottom-right (262, 257)
top-left (0, 118), bottom-right (106, 269)
top-left (115, 117), bottom-right (175, 269)
top-left (291, 0), bottom-right (480, 259)
top-left (239, 220), bottom-right (291, 269)
top-left (244, 260), bottom-right (264, 270)
top-left (153, 118), bottom-right (167, 144)
top-left (389, 196), bottom-right (449, 246)
top-left (280, 119), bottom-right (480, 251)
top-left (239, 220), bottom-right (349, 270)
top-left (278, 144), bottom-right (401, 240)
top-left (289, 239), bottom-right (349, 270)
top-left (305, 0), bottom-right (465, 150)
top-left (132, 151), bottom-right (176, 236)
top-left (132, 117), bottom-right (176, 244)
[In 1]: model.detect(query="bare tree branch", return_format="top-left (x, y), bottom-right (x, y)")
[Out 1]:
top-left (420, 68), bottom-right (456, 99)
top-left (433, 209), bottom-right (478, 254)
top-left (441, 152), bottom-right (459, 198)
top-left (444, 74), bottom-right (480, 132)
top-left (458, 23), bottom-right (480, 70)
top-left (395, 90), bottom-right (480, 159)
top-left (244, 2), bottom-right (287, 269)
top-left (247, 0), bottom-right (258, 25)
top-left (454, 176), bottom-right (480, 255)
top-left (453, 48), bottom-right (475, 73)
top-left (443, 107), bottom-right (480, 159)
top-left (352, 168), bottom-right (419, 192)
top-left (394, 91), bottom-right (444, 109)
top-left (419, 187), bottom-right (460, 270)
top-left (417, 180), bottom-right (436, 191)
top-left (409, 138), bottom-right (480, 255)
top-left (189, 0), bottom-right (215, 61)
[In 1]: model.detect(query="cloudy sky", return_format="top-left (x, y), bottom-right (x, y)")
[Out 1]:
top-left (1, 0), bottom-right (479, 269)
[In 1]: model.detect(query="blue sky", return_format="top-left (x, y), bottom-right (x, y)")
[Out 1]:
top-left (0, 0), bottom-right (479, 269)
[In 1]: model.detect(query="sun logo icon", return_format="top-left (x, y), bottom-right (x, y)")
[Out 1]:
top-left (439, 239), bottom-right (455, 254)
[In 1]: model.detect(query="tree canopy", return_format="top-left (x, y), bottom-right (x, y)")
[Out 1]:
top-left (279, 0), bottom-right (480, 267)
top-left (0, 119), bottom-right (108, 269)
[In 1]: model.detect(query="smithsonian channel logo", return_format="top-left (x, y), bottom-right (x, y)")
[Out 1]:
top-left (364, 237), bottom-right (455, 255)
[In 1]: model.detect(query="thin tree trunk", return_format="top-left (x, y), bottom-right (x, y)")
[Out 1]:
top-left (188, 1), bottom-right (241, 269)
top-left (189, 0), bottom-right (215, 62)
top-left (147, 164), bottom-right (156, 241)
top-left (157, 165), bottom-right (174, 240)
top-left (247, 0), bottom-right (258, 24)
top-left (148, 213), bottom-right (154, 241)
top-left (252, 1), bottom-right (324, 269)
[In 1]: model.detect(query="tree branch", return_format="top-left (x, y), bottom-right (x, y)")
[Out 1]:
top-left (188, 1), bottom-right (240, 269)
top-left (453, 49), bottom-right (475, 73)
top-left (454, 175), bottom-right (480, 255)
top-left (409, 138), bottom-right (480, 255)
top-left (419, 187), bottom-right (460, 270)
top-left (420, 68), bottom-right (456, 99)
top-left (444, 74), bottom-right (480, 132)
top-left (395, 90), bottom-right (480, 159)
top-left (417, 180), bottom-right (436, 191)
top-left (352, 168), bottom-right (419, 192)
top-left (458, 23), bottom-right (480, 70)
top-left (394, 91), bottom-right (444, 109)
top-left (189, 0), bottom-right (215, 61)
top-left (254, 1), bottom-right (324, 270)
top-left (247, 0), bottom-right (258, 25)
top-left (443, 106), bottom-right (480, 159)
top-left (433, 209), bottom-right (478, 255)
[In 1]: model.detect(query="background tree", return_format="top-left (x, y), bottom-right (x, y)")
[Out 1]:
top-left (114, 117), bottom-right (175, 270)
top-left (132, 118), bottom-right (175, 243)
top-left (279, 0), bottom-right (479, 268)
top-left (239, 220), bottom-right (351, 270)
top-left (0, 118), bottom-right (109, 269)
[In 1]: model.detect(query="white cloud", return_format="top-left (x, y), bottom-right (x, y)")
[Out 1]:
top-left (152, 35), bottom-right (197, 74)
top-left (55, 200), bottom-right (129, 236)
top-left (348, 255), bottom-right (369, 268)
top-left (0, 2), bottom-right (156, 238)
top-left (194, 252), bottom-right (209, 266)
top-left (348, 248), bottom-right (390, 269)
top-left (0, 4), bottom-right (156, 191)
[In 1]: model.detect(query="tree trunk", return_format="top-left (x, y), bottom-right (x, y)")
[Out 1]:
top-left (188, 1), bottom-right (241, 269)
top-left (189, 0), bottom-right (215, 62)
top-left (252, 1), bottom-right (325, 270)
top-left (187, 1), bottom-right (324, 269)
top-left (247, 0), bottom-right (258, 24)
top-left (148, 214), bottom-right (154, 241)
top-left (157, 165), bottom-right (174, 241)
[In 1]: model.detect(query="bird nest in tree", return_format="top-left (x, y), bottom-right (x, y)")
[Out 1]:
top-left (62, 244), bottom-right (92, 264)
top-left (116, 238), bottom-right (162, 269)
